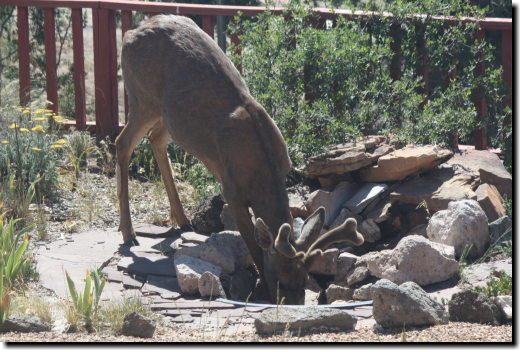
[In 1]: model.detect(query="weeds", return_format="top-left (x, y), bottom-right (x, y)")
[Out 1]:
top-left (473, 271), bottom-right (512, 297)
top-left (94, 295), bottom-right (156, 335)
top-left (10, 294), bottom-right (53, 324)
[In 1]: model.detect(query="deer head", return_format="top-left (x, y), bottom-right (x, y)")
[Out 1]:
top-left (254, 207), bottom-right (364, 305)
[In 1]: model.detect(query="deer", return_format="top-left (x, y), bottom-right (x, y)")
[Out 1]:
top-left (117, 14), bottom-right (364, 305)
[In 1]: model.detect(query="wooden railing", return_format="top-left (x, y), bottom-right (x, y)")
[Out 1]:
top-left (3, 0), bottom-right (513, 148)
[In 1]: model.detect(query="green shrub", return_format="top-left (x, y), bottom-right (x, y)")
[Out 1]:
top-left (473, 271), bottom-right (512, 297)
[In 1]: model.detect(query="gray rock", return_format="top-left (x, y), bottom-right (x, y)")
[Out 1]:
top-left (117, 254), bottom-right (177, 278)
top-left (121, 312), bottom-right (156, 338)
top-left (198, 271), bottom-right (226, 298)
top-left (293, 217), bottom-right (305, 240)
top-left (326, 284), bottom-right (353, 304)
top-left (174, 231), bottom-right (252, 274)
top-left (489, 216), bottom-right (512, 244)
top-left (174, 255), bottom-right (222, 295)
top-left (307, 248), bottom-right (339, 276)
top-left (334, 252), bottom-right (359, 283)
top-left (329, 208), bottom-right (363, 231)
top-left (372, 279), bottom-right (449, 328)
top-left (476, 183), bottom-right (506, 222)
top-left (305, 182), bottom-right (359, 227)
top-left (170, 314), bottom-right (195, 323)
top-left (359, 218), bottom-right (381, 243)
top-left (353, 283), bottom-right (374, 301)
top-left (363, 235), bottom-right (458, 286)
top-left (427, 200), bottom-right (489, 258)
top-left (191, 194), bottom-right (225, 235)
top-left (180, 232), bottom-right (209, 244)
top-left (220, 204), bottom-right (237, 231)
top-left (448, 290), bottom-right (502, 325)
top-left (494, 295), bottom-right (512, 322)
top-left (345, 265), bottom-right (370, 287)
top-left (343, 183), bottom-right (388, 214)
top-left (255, 307), bottom-right (357, 335)
top-left (460, 260), bottom-right (512, 289)
top-left (0, 317), bottom-right (50, 333)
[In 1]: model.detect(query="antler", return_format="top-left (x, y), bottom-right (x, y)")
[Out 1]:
top-left (295, 207), bottom-right (326, 252)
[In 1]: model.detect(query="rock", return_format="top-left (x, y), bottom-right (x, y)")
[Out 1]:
top-left (427, 200), bottom-right (489, 258)
top-left (372, 279), bottom-right (449, 328)
top-left (329, 208), bottom-right (362, 231)
top-left (191, 194), bottom-right (225, 235)
top-left (448, 290), bottom-right (502, 325)
top-left (198, 271), bottom-right (226, 298)
top-left (228, 269), bottom-right (257, 301)
top-left (494, 295), bottom-right (512, 322)
top-left (363, 200), bottom-right (393, 224)
top-left (174, 231), bottom-right (252, 274)
top-left (304, 143), bottom-right (373, 177)
top-left (289, 192), bottom-right (309, 218)
top-left (445, 150), bottom-right (512, 197)
top-left (363, 235), bottom-right (458, 286)
top-left (343, 183), bottom-right (388, 214)
top-left (326, 284), bottom-right (354, 303)
top-left (305, 182), bottom-right (359, 227)
top-left (345, 265), bottom-right (370, 287)
top-left (357, 145), bottom-right (453, 182)
top-left (174, 255), bottom-right (222, 295)
top-left (0, 317), bottom-right (50, 333)
top-left (170, 238), bottom-right (184, 251)
top-left (489, 216), bottom-right (512, 244)
top-left (307, 248), bottom-right (339, 276)
top-left (220, 204), bottom-right (237, 231)
top-left (334, 252), bottom-right (359, 283)
top-left (460, 259), bottom-right (512, 289)
top-left (121, 312), bottom-right (157, 338)
top-left (359, 219), bottom-right (381, 243)
top-left (255, 307), bottom-right (357, 335)
top-left (353, 283), bottom-right (374, 301)
top-left (293, 217), bottom-right (305, 240)
top-left (117, 253), bottom-right (177, 278)
top-left (390, 167), bottom-right (478, 212)
top-left (180, 232), bottom-right (209, 244)
top-left (304, 276), bottom-right (322, 305)
top-left (475, 184), bottom-right (506, 222)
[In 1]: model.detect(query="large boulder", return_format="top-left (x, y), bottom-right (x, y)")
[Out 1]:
top-left (390, 167), bottom-right (478, 212)
top-left (198, 271), bottom-right (226, 298)
top-left (357, 145), bottom-right (452, 182)
top-left (174, 255), bottom-right (222, 295)
top-left (362, 235), bottom-right (458, 286)
top-left (494, 295), bottom-right (512, 322)
top-left (445, 150), bottom-right (512, 197)
top-left (353, 283), bottom-right (374, 301)
top-left (475, 184), bottom-right (506, 222)
top-left (305, 182), bottom-right (358, 227)
top-left (448, 290), bottom-right (502, 325)
top-left (174, 231), bottom-right (253, 274)
top-left (489, 216), bottom-right (512, 244)
top-left (325, 284), bottom-right (354, 304)
top-left (459, 259), bottom-right (512, 289)
top-left (255, 307), bottom-right (357, 335)
top-left (191, 194), bottom-right (225, 235)
top-left (334, 252), bottom-right (359, 283)
top-left (372, 279), bottom-right (449, 328)
top-left (427, 200), bottom-right (489, 258)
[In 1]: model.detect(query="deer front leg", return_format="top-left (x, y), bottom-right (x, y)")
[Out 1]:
top-left (149, 125), bottom-right (192, 231)
top-left (116, 118), bottom-right (155, 245)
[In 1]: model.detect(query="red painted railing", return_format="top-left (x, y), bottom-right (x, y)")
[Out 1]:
top-left (4, 0), bottom-right (513, 148)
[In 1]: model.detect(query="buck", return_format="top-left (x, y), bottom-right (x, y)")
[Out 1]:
top-left (117, 14), bottom-right (364, 304)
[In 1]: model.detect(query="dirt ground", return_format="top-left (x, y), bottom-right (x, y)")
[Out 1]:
top-left (1, 322), bottom-right (513, 343)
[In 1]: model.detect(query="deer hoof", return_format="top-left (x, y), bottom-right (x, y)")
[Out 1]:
top-left (123, 237), bottom-right (140, 247)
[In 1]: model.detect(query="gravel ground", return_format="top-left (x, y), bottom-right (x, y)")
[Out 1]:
top-left (1, 322), bottom-right (513, 343)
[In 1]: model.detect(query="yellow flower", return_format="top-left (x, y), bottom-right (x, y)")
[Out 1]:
top-left (19, 128), bottom-right (29, 132)
top-left (54, 139), bottom-right (67, 145)
top-left (34, 108), bottom-right (48, 114)
top-left (33, 117), bottom-right (46, 122)
top-left (53, 115), bottom-right (63, 123)
top-left (50, 144), bottom-right (63, 149)
top-left (8, 123), bottom-right (19, 129)
top-left (1, 140), bottom-right (8, 144)
top-left (22, 109), bottom-right (31, 114)
top-left (45, 112), bottom-right (54, 117)
top-left (31, 147), bottom-right (42, 152)
top-left (32, 125), bottom-right (45, 133)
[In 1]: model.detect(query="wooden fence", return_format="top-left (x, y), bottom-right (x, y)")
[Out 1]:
top-left (2, 0), bottom-right (513, 149)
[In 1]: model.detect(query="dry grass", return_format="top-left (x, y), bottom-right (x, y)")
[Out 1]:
top-left (9, 294), bottom-right (53, 325)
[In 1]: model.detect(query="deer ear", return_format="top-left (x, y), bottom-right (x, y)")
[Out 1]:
top-left (254, 218), bottom-right (274, 249)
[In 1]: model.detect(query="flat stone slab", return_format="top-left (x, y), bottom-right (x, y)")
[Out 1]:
top-left (150, 299), bottom-right (235, 311)
top-left (180, 232), bottom-right (209, 244)
top-left (460, 260), bottom-right (512, 289)
top-left (255, 307), bottom-right (358, 335)
top-left (134, 223), bottom-right (177, 238)
top-left (343, 183), bottom-right (388, 214)
top-left (142, 275), bottom-right (182, 298)
top-left (117, 253), bottom-right (177, 278)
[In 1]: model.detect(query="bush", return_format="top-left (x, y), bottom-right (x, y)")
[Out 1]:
top-left (473, 271), bottom-right (512, 297)
top-left (230, 1), bottom-right (509, 166)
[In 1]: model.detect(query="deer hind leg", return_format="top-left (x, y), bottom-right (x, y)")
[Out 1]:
top-left (149, 124), bottom-right (191, 230)
top-left (116, 113), bottom-right (156, 245)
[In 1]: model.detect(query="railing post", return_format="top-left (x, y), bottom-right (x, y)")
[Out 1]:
top-left (92, 7), bottom-right (119, 139)
top-left (202, 15), bottom-right (215, 39)
top-left (501, 28), bottom-right (512, 110)
top-left (473, 28), bottom-right (488, 150)
top-left (121, 10), bottom-right (133, 122)
top-left (230, 32), bottom-right (242, 72)
top-left (390, 22), bottom-right (403, 81)
top-left (17, 6), bottom-right (31, 106)
top-left (72, 8), bottom-right (86, 129)
top-left (415, 22), bottom-right (429, 106)
top-left (44, 8), bottom-right (58, 113)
